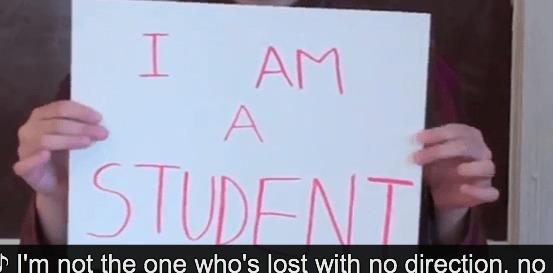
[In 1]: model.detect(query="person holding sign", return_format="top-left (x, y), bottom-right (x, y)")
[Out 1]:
top-left (15, 0), bottom-right (498, 245)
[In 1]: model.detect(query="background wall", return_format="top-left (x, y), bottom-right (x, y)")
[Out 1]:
top-left (0, 0), bottom-right (70, 92)
top-left (463, 0), bottom-right (513, 241)
top-left (0, 0), bottom-right (512, 241)
top-left (0, 0), bottom-right (69, 238)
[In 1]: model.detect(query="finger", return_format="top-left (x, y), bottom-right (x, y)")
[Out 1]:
top-left (13, 150), bottom-right (51, 179)
top-left (460, 184), bottom-right (500, 203)
top-left (41, 119), bottom-right (108, 140)
top-left (31, 100), bottom-right (102, 124)
top-left (37, 135), bottom-right (93, 151)
top-left (457, 160), bottom-right (495, 178)
top-left (413, 139), bottom-right (481, 165)
top-left (416, 124), bottom-right (477, 145)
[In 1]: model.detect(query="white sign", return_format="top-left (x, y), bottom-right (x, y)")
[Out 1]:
top-left (69, 0), bottom-right (430, 245)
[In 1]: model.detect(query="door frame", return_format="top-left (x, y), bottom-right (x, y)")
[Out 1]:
top-left (509, 0), bottom-right (553, 244)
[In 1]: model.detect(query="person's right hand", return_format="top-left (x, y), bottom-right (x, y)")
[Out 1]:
top-left (14, 100), bottom-right (108, 200)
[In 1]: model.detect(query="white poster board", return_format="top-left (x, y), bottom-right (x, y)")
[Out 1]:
top-left (69, 0), bottom-right (430, 245)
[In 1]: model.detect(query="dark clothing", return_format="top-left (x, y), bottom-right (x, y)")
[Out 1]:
top-left (20, 0), bottom-right (487, 245)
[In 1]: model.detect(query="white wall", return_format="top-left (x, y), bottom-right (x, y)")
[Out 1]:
top-left (509, 0), bottom-right (553, 244)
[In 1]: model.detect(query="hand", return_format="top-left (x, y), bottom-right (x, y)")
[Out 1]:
top-left (412, 123), bottom-right (499, 209)
top-left (13, 100), bottom-right (108, 244)
top-left (14, 100), bottom-right (108, 198)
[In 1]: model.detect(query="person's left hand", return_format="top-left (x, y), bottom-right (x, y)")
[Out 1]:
top-left (412, 123), bottom-right (500, 210)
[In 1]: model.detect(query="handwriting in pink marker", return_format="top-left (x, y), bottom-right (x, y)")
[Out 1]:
top-left (139, 33), bottom-right (169, 77)
top-left (255, 46), bottom-right (345, 95)
top-left (89, 34), bottom-right (416, 244)
top-left (89, 162), bottom-right (413, 245)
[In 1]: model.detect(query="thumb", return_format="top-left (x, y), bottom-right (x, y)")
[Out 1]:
top-left (13, 150), bottom-right (52, 186)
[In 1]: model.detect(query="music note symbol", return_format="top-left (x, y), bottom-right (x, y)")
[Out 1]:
top-left (0, 253), bottom-right (8, 273)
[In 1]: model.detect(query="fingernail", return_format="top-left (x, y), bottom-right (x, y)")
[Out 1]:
top-left (91, 126), bottom-right (108, 141)
top-left (91, 112), bottom-right (103, 122)
top-left (98, 127), bottom-right (109, 140)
